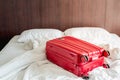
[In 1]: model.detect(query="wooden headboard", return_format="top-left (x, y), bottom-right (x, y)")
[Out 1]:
top-left (0, 0), bottom-right (120, 49)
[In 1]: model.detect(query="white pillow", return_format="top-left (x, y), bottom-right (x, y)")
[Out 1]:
top-left (64, 27), bottom-right (111, 44)
top-left (18, 29), bottom-right (64, 49)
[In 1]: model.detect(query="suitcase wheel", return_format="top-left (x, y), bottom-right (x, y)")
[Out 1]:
top-left (103, 50), bottom-right (110, 57)
top-left (81, 55), bottom-right (88, 62)
top-left (82, 76), bottom-right (89, 79)
top-left (103, 64), bottom-right (110, 68)
top-left (81, 73), bottom-right (89, 79)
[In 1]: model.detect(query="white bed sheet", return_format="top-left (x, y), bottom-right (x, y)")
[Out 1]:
top-left (0, 35), bottom-right (27, 66)
top-left (0, 34), bottom-right (120, 80)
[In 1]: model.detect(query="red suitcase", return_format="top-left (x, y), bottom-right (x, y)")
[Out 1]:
top-left (46, 36), bottom-right (110, 78)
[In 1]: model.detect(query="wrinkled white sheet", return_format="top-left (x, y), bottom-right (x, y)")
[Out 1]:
top-left (0, 36), bottom-right (26, 66)
top-left (0, 34), bottom-right (120, 80)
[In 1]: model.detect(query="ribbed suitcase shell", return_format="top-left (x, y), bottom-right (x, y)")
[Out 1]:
top-left (46, 36), bottom-right (108, 76)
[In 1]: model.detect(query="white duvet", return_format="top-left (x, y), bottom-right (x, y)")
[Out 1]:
top-left (0, 34), bottom-right (120, 80)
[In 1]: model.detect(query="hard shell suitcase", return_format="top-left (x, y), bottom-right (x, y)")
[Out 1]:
top-left (46, 36), bottom-right (110, 77)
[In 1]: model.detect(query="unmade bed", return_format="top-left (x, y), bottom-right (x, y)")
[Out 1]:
top-left (0, 27), bottom-right (120, 80)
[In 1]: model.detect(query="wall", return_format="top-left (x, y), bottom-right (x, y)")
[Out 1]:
top-left (0, 0), bottom-right (106, 37)
top-left (0, 0), bottom-right (120, 49)
top-left (105, 0), bottom-right (120, 35)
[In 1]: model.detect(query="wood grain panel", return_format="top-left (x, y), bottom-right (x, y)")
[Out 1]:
top-left (57, 0), bottom-right (105, 29)
top-left (1, 0), bottom-right (120, 50)
top-left (0, 0), bottom-right (106, 38)
top-left (58, 0), bottom-right (82, 29)
top-left (105, 0), bottom-right (120, 35)
top-left (81, 0), bottom-right (105, 27)
top-left (40, 0), bottom-right (59, 28)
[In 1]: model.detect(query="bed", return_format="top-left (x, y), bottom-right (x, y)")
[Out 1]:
top-left (0, 27), bottom-right (120, 80)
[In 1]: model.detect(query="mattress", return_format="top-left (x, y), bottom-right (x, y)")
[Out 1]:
top-left (0, 34), bottom-right (120, 80)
